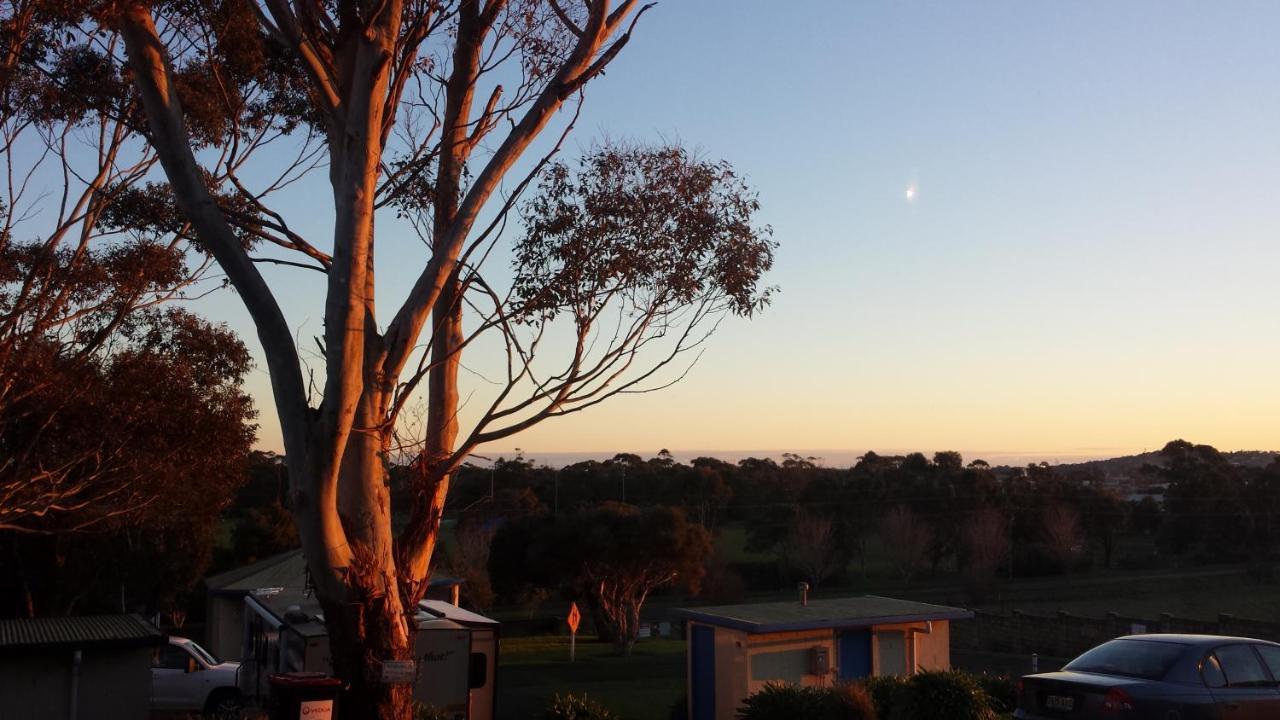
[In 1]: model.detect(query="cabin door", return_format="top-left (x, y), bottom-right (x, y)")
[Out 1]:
top-left (876, 631), bottom-right (907, 676)
top-left (838, 629), bottom-right (872, 680)
top-left (690, 624), bottom-right (716, 720)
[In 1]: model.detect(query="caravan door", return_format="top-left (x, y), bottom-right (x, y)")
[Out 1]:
top-left (414, 623), bottom-right (472, 720)
top-left (466, 628), bottom-right (497, 720)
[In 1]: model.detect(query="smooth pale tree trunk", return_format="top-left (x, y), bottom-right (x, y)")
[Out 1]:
top-left (115, 2), bottom-right (643, 717)
top-left (316, 397), bottom-right (416, 719)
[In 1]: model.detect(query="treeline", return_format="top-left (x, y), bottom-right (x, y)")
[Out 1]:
top-left (424, 440), bottom-right (1280, 606)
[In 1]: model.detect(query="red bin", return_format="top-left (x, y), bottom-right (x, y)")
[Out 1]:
top-left (268, 672), bottom-right (342, 720)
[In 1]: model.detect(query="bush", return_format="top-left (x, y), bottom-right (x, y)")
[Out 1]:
top-left (735, 682), bottom-right (876, 720)
top-left (862, 675), bottom-right (905, 720)
top-left (832, 684), bottom-right (877, 720)
top-left (975, 673), bottom-right (1017, 714)
top-left (540, 693), bottom-right (617, 720)
top-left (888, 671), bottom-right (996, 720)
top-left (669, 693), bottom-right (689, 720)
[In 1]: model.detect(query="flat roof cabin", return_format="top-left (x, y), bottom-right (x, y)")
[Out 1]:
top-left (673, 595), bottom-right (973, 720)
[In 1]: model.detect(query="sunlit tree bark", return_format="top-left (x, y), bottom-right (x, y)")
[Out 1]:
top-left (9, 2), bottom-right (775, 715)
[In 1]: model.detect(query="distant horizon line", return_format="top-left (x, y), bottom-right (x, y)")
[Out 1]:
top-left (253, 443), bottom-right (1279, 469)
top-left (463, 447), bottom-right (1139, 468)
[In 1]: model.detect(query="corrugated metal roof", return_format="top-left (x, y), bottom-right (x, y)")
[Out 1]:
top-left (0, 614), bottom-right (164, 650)
top-left (672, 595), bottom-right (973, 633)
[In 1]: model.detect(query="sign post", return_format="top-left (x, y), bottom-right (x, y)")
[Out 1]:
top-left (567, 602), bottom-right (581, 662)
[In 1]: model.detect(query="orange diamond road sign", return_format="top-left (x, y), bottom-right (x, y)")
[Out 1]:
top-left (567, 602), bottom-right (581, 633)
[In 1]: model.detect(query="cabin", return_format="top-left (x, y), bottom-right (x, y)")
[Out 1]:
top-left (673, 595), bottom-right (973, 720)
top-left (203, 548), bottom-right (462, 661)
top-left (240, 587), bottom-right (498, 720)
top-left (0, 614), bottom-right (166, 720)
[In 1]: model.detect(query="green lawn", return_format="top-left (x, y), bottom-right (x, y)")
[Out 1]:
top-left (994, 568), bottom-right (1280, 621)
top-left (497, 636), bottom-right (685, 720)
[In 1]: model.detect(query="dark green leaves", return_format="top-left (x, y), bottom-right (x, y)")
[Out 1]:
top-left (512, 143), bottom-right (776, 324)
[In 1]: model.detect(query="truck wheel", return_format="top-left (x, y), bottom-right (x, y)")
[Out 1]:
top-left (204, 688), bottom-right (242, 718)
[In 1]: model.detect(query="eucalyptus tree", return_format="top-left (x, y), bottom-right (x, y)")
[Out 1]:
top-left (0, 1), bottom-right (234, 533)
top-left (10, 0), bottom-right (777, 715)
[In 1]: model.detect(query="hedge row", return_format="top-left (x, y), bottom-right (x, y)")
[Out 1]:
top-left (531, 670), bottom-right (1017, 720)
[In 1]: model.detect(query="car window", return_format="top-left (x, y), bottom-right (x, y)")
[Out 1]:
top-left (1214, 645), bottom-right (1272, 687)
top-left (152, 644), bottom-right (192, 670)
top-left (1201, 653), bottom-right (1227, 688)
top-left (187, 640), bottom-right (219, 666)
top-left (1064, 639), bottom-right (1188, 680)
top-left (1253, 645), bottom-right (1280, 681)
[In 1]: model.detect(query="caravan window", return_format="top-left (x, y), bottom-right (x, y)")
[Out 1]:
top-left (468, 652), bottom-right (487, 689)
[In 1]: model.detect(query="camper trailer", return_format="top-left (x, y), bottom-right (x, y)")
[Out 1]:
top-left (240, 588), bottom-right (498, 720)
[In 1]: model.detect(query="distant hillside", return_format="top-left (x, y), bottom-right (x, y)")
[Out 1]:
top-left (1054, 448), bottom-right (1279, 476)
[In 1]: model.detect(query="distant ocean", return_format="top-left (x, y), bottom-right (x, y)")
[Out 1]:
top-left (471, 448), bottom-right (1139, 469)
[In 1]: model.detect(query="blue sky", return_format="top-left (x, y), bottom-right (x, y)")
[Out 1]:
top-left (199, 1), bottom-right (1280, 464)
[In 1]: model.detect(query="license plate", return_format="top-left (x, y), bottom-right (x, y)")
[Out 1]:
top-left (1045, 695), bottom-right (1074, 711)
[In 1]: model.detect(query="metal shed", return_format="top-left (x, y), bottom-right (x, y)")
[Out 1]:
top-left (673, 595), bottom-right (973, 720)
top-left (0, 614), bottom-right (166, 720)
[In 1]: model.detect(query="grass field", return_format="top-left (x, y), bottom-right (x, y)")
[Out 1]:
top-left (992, 568), bottom-right (1280, 621)
top-left (497, 636), bottom-right (685, 720)
top-left (488, 524), bottom-right (1280, 718)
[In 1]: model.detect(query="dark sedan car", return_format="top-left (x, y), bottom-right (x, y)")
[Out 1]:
top-left (1015, 634), bottom-right (1280, 719)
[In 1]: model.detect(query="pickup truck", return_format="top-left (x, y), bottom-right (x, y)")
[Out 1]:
top-left (150, 636), bottom-right (242, 715)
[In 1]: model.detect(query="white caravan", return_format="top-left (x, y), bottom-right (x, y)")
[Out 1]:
top-left (239, 588), bottom-right (498, 720)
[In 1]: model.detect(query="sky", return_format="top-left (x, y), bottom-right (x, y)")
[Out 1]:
top-left (196, 1), bottom-right (1280, 466)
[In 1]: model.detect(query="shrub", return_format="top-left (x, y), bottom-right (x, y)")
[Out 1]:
top-left (975, 673), bottom-right (1017, 714)
top-left (888, 671), bottom-right (996, 720)
top-left (735, 682), bottom-right (876, 720)
top-left (669, 693), bottom-right (689, 720)
top-left (540, 693), bottom-right (617, 720)
top-left (862, 674), bottom-right (904, 719)
top-left (832, 684), bottom-right (877, 720)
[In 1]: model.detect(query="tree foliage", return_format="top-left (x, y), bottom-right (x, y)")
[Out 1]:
top-left (491, 502), bottom-right (710, 655)
top-left (0, 311), bottom-right (255, 616)
top-left (5, 2), bottom-right (775, 712)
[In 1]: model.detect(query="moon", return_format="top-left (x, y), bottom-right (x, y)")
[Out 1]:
top-left (905, 183), bottom-right (918, 202)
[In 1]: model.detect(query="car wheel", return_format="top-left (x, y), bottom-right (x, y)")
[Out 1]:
top-left (204, 689), bottom-right (242, 718)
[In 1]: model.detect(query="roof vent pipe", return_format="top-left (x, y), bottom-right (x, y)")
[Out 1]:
top-left (798, 581), bottom-right (810, 607)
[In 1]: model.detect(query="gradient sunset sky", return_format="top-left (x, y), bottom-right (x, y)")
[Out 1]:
top-left (198, 1), bottom-right (1280, 464)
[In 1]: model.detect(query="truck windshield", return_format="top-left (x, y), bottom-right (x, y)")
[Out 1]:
top-left (186, 640), bottom-right (221, 666)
